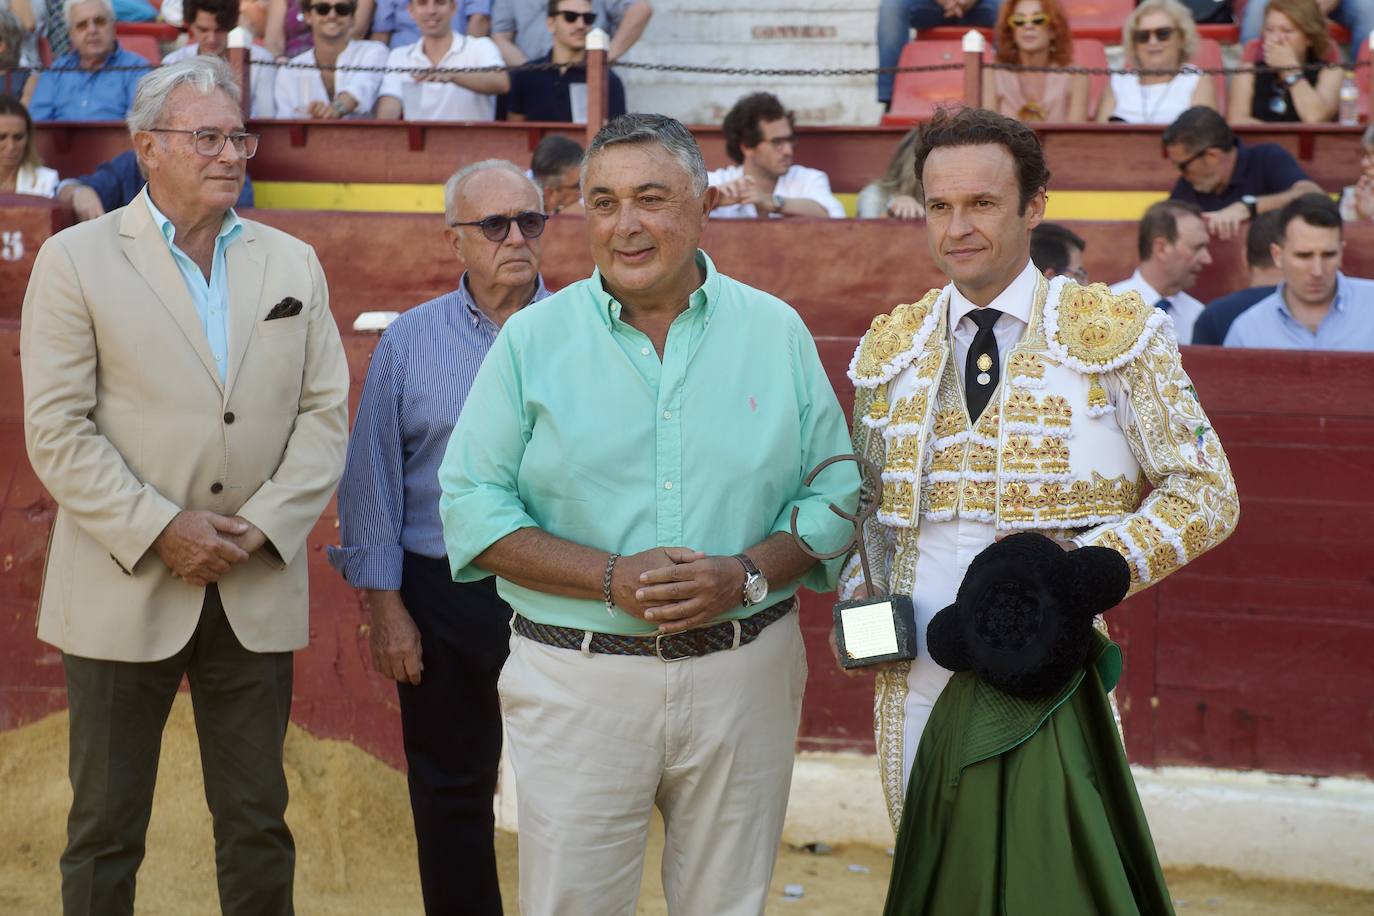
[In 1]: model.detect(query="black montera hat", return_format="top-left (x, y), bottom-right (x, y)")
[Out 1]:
top-left (926, 532), bottom-right (1131, 700)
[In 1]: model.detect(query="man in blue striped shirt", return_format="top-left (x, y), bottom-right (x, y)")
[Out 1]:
top-left (1224, 193), bottom-right (1374, 351)
top-left (327, 159), bottom-right (548, 916)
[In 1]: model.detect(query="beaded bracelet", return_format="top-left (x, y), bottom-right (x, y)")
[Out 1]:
top-left (603, 553), bottom-right (620, 617)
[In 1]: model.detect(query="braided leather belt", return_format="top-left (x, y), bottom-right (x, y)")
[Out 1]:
top-left (512, 597), bottom-right (797, 662)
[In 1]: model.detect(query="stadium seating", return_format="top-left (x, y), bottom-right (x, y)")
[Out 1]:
top-left (1359, 38), bottom-right (1371, 121)
top-left (1191, 37), bottom-right (1228, 117)
top-left (1073, 38), bottom-right (1109, 113)
top-left (38, 34), bottom-right (162, 66)
top-left (882, 40), bottom-right (972, 124)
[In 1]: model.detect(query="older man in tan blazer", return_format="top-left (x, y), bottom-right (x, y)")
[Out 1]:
top-left (21, 57), bottom-right (349, 916)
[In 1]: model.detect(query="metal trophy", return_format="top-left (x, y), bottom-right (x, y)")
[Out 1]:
top-left (790, 455), bottom-right (917, 670)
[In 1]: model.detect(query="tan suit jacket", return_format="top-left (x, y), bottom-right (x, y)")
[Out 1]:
top-left (21, 189), bottom-right (350, 662)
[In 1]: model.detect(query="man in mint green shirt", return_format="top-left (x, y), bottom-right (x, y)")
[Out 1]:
top-left (438, 113), bottom-right (858, 916)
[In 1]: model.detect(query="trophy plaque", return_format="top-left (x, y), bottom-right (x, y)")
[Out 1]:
top-left (790, 455), bottom-right (917, 670)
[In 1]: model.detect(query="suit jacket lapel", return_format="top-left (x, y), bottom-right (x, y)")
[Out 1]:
top-left (224, 223), bottom-right (266, 400)
top-left (119, 190), bottom-right (225, 393)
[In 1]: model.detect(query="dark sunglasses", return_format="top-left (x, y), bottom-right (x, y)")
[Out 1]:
top-left (449, 211), bottom-right (548, 242)
top-left (556, 10), bottom-right (597, 25)
top-left (1132, 26), bottom-right (1176, 43)
top-left (1170, 145), bottom-right (1214, 172)
top-left (308, 2), bottom-right (356, 15)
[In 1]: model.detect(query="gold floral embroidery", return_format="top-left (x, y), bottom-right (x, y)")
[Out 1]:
top-left (968, 442), bottom-right (998, 473)
top-left (915, 350), bottom-right (944, 381)
top-left (1041, 395), bottom-right (1072, 428)
top-left (930, 444), bottom-right (963, 473)
top-left (1147, 544), bottom-right (1179, 580)
top-left (1039, 437), bottom-right (1070, 474)
top-left (1094, 530), bottom-right (1140, 585)
top-left (854, 291), bottom-right (941, 380)
top-left (887, 436), bottom-right (920, 472)
top-left (1087, 375), bottom-right (1109, 411)
top-left (926, 480), bottom-right (959, 515)
top-left (997, 474), bottom-right (1142, 525)
top-left (868, 382), bottom-right (889, 422)
top-left (1181, 518), bottom-right (1210, 559)
top-left (933, 409), bottom-right (964, 440)
top-left (1151, 493), bottom-right (1196, 530)
top-left (1002, 436), bottom-right (1037, 472)
top-left (962, 480), bottom-right (997, 515)
top-left (1055, 284), bottom-right (1154, 369)
top-left (889, 391), bottom-right (929, 426)
top-left (882, 479), bottom-right (916, 520)
top-left (1004, 391), bottom-right (1040, 426)
top-left (1008, 350), bottom-right (1046, 381)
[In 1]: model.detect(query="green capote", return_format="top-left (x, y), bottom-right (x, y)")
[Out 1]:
top-left (883, 635), bottom-right (1176, 916)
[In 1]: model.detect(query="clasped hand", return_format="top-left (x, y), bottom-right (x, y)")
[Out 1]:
top-left (611, 547), bottom-right (747, 635)
top-left (152, 510), bottom-right (265, 587)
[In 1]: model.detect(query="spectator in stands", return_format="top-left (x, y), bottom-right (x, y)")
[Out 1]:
top-left (1097, 0), bottom-right (1216, 123)
top-left (529, 132), bottom-right (582, 213)
top-left (1030, 221), bottom-right (1087, 281)
top-left (491, 0), bottom-right (650, 64)
top-left (1240, 0), bottom-right (1371, 66)
top-left (265, 0), bottom-right (319, 56)
top-left (708, 92), bottom-right (844, 219)
top-left (1164, 106), bottom-right (1323, 239)
top-left (375, 0), bottom-right (507, 120)
top-left (856, 126), bottom-right (924, 219)
top-left (0, 93), bottom-right (54, 195)
top-left (1229, 0), bottom-right (1344, 124)
top-left (2, 0), bottom-right (46, 82)
top-left (984, 0), bottom-right (1089, 122)
top-left (1192, 211), bottom-right (1284, 344)
top-left (163, 0), bottom-right (277, 117)
top-left (0, 8), bottom-right (35, 100)
top-left (507, 0), bottom-right (625, 123)
top-left (56, 148), bottom-right (255, 220)
top-left (1225, 193), bottom-right (1374, 349)
top-left (274, 0), bottom-right (388, 117)
top-left (876, 0), bottom-right (1001, 109)
top-left (1110, 199), bottom-right (1212, 344)
top-left (27, 0), bottom-right (150, 121)
top-left (371, 0), bottom-right (490, 50)
top-left (1339, 123), bottom-right (1374, 222)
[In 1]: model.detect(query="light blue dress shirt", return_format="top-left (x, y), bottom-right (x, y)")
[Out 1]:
top-left (27, 45), bottom-right (152, 121)
top-left (145, 193), bottom-right (242, 382)
top-left (1223, 273), bottom-right (1374, 352)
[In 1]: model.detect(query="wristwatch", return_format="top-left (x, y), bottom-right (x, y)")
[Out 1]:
top-left (771, 193), bottom-right (785, 214)
top-left (1283, 71), bottom-right (1302, 88)
top-left (734, 553), bottom-right (769, 606)
top-left (1241, 194), bottom-right (1258, 218)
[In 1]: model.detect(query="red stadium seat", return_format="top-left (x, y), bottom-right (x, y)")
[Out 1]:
top-left (1060, 0), bottom-right (1134, 33)
top-left (1072, 38), bottom-right (1109, 114)
top-left (882, 40), bottom-right (971, 125)
top-left (119, 33), bottom-right (162, 66)
top-left (1190, 37), bottom-right (1227, 117)
top-left (116, 21), bottom-right (181, 42)
top-left (1359, 38), bottom-right (1371, 121)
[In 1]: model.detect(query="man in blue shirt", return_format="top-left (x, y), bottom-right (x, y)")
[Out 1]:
top-left (1225, 193), bottom-right (1374, 351)
top-left (1164, 106), bottom-right (1323, 241)
top-left (329, 160), bottom-right (548, 916)
top-left (506, 0), bottom-right (625, 123)
top-left (369, 0), bottom-right (489, 48)
top-left (27, 0), bottom-right (151, 121)
top-left (57, 149), bottom-right (254, 221)
top-left (1192, 210), bottom-right (1283, 345)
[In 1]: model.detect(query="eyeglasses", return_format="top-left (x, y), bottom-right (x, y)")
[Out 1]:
top-left (1132, 26), bottom-right (1176, 43)
top-left (449, 211), bottom-right (548, 242)
top-left (147, 127), bottom-right (260, 159)
top-left (1009, 13), bottom-right (1048, 27)
top-left (1169, 146), bottom-right (1214, 172)
top-left (556, 10), bottom-right (597, 25)
top-left (308, 2), bottom-right (356, 14)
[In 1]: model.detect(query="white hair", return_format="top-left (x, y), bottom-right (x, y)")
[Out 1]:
top-left (126, 56), bottom-right (242, 136)
top-left (443, 159), bottom-right (543, 224)
top-left (64, 0), bottom-right (115, 25)
top-left (582, 113), bottom-right (709, 196)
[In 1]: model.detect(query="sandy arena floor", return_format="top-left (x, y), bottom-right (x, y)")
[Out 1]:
top-left (2, 698), bottom-right (1371, 915)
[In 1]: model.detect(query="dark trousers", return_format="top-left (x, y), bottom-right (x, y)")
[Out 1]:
top-left (398, 552), bottom-right (513, 916)
top-left (61, 585), bottom-right (295, 916)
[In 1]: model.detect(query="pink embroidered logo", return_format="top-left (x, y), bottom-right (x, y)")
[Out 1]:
top-left (748, 396), bottom-right (758, 412)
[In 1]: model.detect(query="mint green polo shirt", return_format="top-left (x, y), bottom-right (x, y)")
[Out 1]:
top-left (438, 251), bottom-right (860, 635)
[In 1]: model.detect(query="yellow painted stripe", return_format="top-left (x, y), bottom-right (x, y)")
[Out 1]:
top-left (254, 181), bottom-right (1171, 221)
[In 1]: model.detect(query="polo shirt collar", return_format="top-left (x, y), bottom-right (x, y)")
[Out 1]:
top-left (592, 249), bottom-right (719, 328)
top-left (947, 259), bottom-right (1038, 329)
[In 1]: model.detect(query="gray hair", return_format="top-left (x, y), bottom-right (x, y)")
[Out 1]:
top-left (127, 56), bottom-right (242, 136)
top-left (0, 9), bottom-right (24, 70)
top-left (443, 159), bottom-right (542, 224)
top-left (64, 0), bottom-right (115, 25)
top-left (581, 113), bottom-right (708, 196)
top-left (1122, 0), bottom-right (1199, 68)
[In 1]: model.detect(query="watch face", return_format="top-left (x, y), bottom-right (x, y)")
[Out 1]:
top-left (745, 575), bottom-right (769, 604)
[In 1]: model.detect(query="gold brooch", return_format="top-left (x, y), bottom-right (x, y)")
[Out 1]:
top-left (976, 353), bottom-right (993, 372)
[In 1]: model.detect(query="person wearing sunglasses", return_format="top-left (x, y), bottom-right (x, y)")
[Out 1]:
top-left (27, 0), bottom-right (151, 122)
top-left (1228, 0), bottom-right (1345, 125)
top-left (1097, 0), bottom-right (1217, 124)
top-left (491, 0), bottom-right (650, 65)
top-left (1163, 105), bottom-right (1323, 239)
top-left (331, 160), bottom-right (547, 916)
top-left (709, 91), bottom-right (845, 219)
top-left (162, 0), bottom-right (278, 117)
top-left (273, 0), bottom-right (389, 117)
top-left (984, 0), bottom-right (1089, 123)
top-left (506, 0), bottom-right (626, 122)
top-left (375, 0), bottom-right (507, 120)
top-left (23, 56), bottom-right (350, 916)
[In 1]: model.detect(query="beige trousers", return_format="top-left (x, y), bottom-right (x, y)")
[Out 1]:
top-left (497, 609), bottom-right (808, 916)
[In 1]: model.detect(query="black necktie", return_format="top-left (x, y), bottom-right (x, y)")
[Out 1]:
top-left (1155, 298), bottom-right (1173, 313)
top-left (965, 308), bottom-right (1002, 422)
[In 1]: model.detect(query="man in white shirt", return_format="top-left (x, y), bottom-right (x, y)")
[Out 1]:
top-left (163, 0), bottom-right (276, 117)
top-left (274, 0), bottom-right (388, 118)
top-left (707, 92), bottom-right (845, 220)
top-left (376, 0), bottom-right (508, 120)
top-left (1109, 199), bottom-right (1212, 345)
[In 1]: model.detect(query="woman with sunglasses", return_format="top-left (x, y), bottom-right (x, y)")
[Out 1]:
top-left (984, 0), bottom-right (1089, 123)
top-left (1097, 0), bottom-right (1216, 123)
top-left (1229, 0), bottom-right (1344, 124)
top-left (274, 0), bottom-right (389, 117)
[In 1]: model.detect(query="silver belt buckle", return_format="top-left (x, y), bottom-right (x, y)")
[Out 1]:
top-left (654, 631), bottom-right (691, 662)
